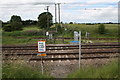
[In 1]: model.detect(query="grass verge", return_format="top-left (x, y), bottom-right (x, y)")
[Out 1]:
top-left (2, 61), bottom-right (54, 78)
top-left (67, 60), bottom-right (118, 78)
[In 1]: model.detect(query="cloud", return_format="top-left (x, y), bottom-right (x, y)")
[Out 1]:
top-left (60, 5), bottom-right (117, 23)
top-left (87, 0), bottom-right (119, 4)
top-left (0, 0), bottom-right (118, 23)
top-left (55, 0), bottom-right (83, 3)
top-left (0, 0), bottom-right (55, 4)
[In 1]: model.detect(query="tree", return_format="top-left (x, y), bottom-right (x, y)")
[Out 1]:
top-left (69, 22), bottom-right (73, 24)
top-left (22, 20), bottom-right (37, 25)
top-left (38, 12), bottom-right (53, 30)
top-left (10, 15), bottom-right (22, 23)
top-left (3, 15), bottom-right (23, 32)
top-left (98, 24), bottom-right (106, 34)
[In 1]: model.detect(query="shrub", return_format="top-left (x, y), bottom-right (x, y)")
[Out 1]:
top-left (98, 24), bottom-right (106, 34)
top-left (11, 22), bottom-right (23, 31)
top-left (56, 24), bottom-right (64, 34)
top-left (3, 24), bottom-right (12, 32)
top-left (3, 22), bottom-right (23, 32)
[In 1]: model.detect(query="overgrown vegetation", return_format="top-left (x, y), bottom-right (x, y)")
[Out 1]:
top-left (2, 61), bottom-right (53, 78)
top-left (67, 60), bottom-right (118, 78)
top-left (98, 24), bottom-right (106, 34)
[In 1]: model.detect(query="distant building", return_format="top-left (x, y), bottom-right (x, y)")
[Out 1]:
top-left (0, 20), bottom-right (2, 28)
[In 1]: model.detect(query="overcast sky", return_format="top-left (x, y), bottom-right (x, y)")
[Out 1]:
top-left (0, 0), bottom-right (119, 23)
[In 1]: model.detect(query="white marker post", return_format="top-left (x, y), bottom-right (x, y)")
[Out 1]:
top-left (79, 31), bottom-right (81, 69)
top-left (41, 58), bottom-right (43, 74)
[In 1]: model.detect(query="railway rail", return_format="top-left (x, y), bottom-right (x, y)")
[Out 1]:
top-left (2, 43), bottom-right (119, 61)
top-left (2, 42), bottom-right (119, 50)
top-left (15, 37), bottom-right (118, 40)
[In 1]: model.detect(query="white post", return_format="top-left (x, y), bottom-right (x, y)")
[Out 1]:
top-left (79, 31), bottom-right (81, 69)
top-left (41, 58), bottom-right (43, 74)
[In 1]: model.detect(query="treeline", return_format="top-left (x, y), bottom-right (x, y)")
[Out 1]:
top-left (2, 12), bottom-right (53, 32)
top-left (2, 21), bottom-right (117, 26)
top-left (68, 22), bottom-right (118, 25)
top-left (2, 20), bottom-right (37, 26)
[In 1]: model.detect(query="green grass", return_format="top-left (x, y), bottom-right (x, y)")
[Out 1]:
top-left (2, 36), bottom-right (39, 45)
top-left (65, 24), bottom-right (118, 38)
top-left (2, 24), bottom-right (118, 45)
top-left (67, 60), bottom-right (118, 78)
top-left (2, 61), bottom-right (53, 78)
top-left (92, 40), bottom-right (118, 43)
top-left (23, 25), bottom-right (40, 31)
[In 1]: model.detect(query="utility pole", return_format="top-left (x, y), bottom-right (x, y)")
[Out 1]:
top-left (55, 4), bottom-right (57, 32)
top-left (46, 6), bottom-right (49, 31)
top-left (58, 3), bottom-right (61, 24)
top-left (58, 3), bottom-right (64, 43)
top-left (55, 4), bottom-right (57, 24)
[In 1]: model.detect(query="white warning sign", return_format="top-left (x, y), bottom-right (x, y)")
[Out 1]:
top-left (38, 40), bottom-right (46, 53)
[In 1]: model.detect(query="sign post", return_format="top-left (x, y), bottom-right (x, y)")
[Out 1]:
top-left (74, 31), bottom-right (79, 41)
top-left (41, 58), bottom-right (43, 74)
top-left (37, 40), bottom-right (46, 74)
top-left (79, 31), bottom-right (81, 69)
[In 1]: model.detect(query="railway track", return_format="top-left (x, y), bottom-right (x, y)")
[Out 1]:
top-left (2, 43), bottom-right (119, 61)
top-left (15, 37), bottom-right (118, 40)
top-left (2, 42), bottom-right (119, 50)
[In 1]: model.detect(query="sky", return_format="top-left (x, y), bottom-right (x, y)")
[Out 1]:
top-left (0, 0), bottom-right (119, 23)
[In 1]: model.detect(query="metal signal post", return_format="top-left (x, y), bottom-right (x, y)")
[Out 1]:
top-left (79, 31), bottom-right (81, 69)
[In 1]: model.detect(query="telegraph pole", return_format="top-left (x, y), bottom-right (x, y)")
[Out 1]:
top-left (55, 4), bottom-right (57, 24)
top-left (58, 3), bottom-right (64, 43)
top-left (58, 3), bottom-right (61, 24)
top-left (46, 6), bottom-right (49, 31)
top-left (55, 4), bottom-right (57, 32)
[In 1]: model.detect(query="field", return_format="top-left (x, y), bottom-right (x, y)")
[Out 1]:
top-left (2, 24), bottom-right (118, 45)
top-left (65, 24), bottom-right (118, 38)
